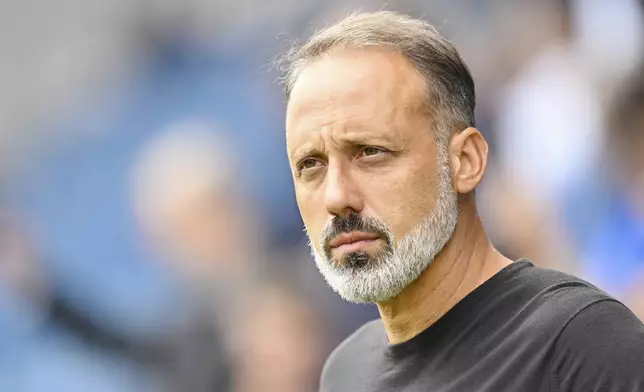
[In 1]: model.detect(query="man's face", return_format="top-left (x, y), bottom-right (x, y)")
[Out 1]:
top-left (286, 49), bottom-right (459, 303)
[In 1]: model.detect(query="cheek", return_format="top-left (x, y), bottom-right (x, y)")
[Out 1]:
top-left (367, 161), bottom-right (439, 239)
top-left (295, 188), bottom-right (326, 242)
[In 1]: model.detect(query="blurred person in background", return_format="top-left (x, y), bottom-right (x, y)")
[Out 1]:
top-left (281, 10), bottom-right (644, 391)
top-left (563, 66), bottom-right (644, 319)
top-left (232, 272), bottom-right (327, 392)
top-left (480, 0), bottom-right (644, 275)
top-left (495, 0), bottom-right (642, 205)
top-left (131, 121), bottom-right (264, 391)
top-left (132, 121), bottom-right (262, 303)
top-left (477, 168), bottom-right (580, 274)
top-left (486, 0), bottom-right (601, 274)
top-left (0, 212), bottom-right (166, 392)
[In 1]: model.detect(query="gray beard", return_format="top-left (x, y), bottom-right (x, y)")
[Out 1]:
top-left (307, 154), bottom-right (459, 304)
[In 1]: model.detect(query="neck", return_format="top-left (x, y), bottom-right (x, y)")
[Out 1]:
top-left (376, 202), bottom-right (511, 344)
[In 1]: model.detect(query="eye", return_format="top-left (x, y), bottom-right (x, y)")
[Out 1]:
top-left (358, 146), bottom-right (387, 158)
top-left (297, 158), bottom-right (324, 173)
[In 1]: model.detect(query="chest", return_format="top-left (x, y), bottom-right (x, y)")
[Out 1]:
top-left (327, 333), bottom-right (557, 392)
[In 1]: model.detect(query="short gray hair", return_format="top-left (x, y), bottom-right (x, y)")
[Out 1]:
top-left (277, 11), bottom-right (476, 142)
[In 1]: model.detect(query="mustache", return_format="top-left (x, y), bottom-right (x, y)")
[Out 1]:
top-left (321, 213), bottom-right (391, 255)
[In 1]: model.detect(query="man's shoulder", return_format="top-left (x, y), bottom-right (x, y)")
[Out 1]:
top-left (552, 297), bottom-right (644, 390)
top-left (326, 318), bottom-right (384, 363)
top-left (320, 319), bottom-right (384, 385)
top-left (511, 260), bottom-right (613, 305)
top-left (506, 261), bottom-right (627, 331)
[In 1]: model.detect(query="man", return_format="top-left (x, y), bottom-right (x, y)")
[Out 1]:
top-left (131, 123), bottom-right (243, 392)
top-left (279, 10), bottom-right (644, 391)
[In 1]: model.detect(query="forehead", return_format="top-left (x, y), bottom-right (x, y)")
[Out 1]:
top-left (285, 48), bottom-right (427, 140)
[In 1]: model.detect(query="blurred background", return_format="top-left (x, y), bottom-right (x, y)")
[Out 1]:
top-left (0, 0), bottom-right (643, 390)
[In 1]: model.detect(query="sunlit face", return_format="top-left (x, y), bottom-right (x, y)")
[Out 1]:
top-left (286, 49), bottom-right (460, 303)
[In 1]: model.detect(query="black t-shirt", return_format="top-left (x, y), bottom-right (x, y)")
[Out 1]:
top-left (320, 260), bottom-right (644, 391)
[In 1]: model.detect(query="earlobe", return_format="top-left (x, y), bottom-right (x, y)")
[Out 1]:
top-left (450, 127), bottom-right (488, 194)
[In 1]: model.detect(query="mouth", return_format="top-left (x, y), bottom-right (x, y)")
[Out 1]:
top-left (328, 231), bottom-right (381, 253)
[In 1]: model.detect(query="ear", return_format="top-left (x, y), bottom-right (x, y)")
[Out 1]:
top-left (449, 127), bottom-right (488, 194)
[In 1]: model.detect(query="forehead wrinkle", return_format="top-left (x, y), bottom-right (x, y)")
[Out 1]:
top-left (287, 49), bottom-right (429, 156)
top-left (290, 49), bottom-right (424, 110)
top-left (289, 86), bottom-right (413, 137)
top-left (289, 118), bottom-right (357, 163)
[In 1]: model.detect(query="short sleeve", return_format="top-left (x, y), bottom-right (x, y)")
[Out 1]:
top-left (553, 300), bottom-right (644, 392)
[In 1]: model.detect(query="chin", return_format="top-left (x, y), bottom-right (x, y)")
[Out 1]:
top-left (313, 250), bottom-right (413, 304)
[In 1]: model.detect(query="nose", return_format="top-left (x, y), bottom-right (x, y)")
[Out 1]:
top-left (324, 163), bottom-right (364, 217)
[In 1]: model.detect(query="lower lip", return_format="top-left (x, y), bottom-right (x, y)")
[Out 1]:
top-left (333, 239), bottom-right (379, 253)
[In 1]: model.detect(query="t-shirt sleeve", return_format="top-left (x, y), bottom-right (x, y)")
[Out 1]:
top-left (319, 346), bottom-right (342, 392)
top-left (553, 299), bottom-right (644, 392)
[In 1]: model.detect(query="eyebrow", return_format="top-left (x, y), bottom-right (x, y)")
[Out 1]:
top-left (290, 130), bottom-right (405, 160)
top-left (290, 145), bottom-right (326, 163)
top-left (346, 132), bottom-right (399, 145)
